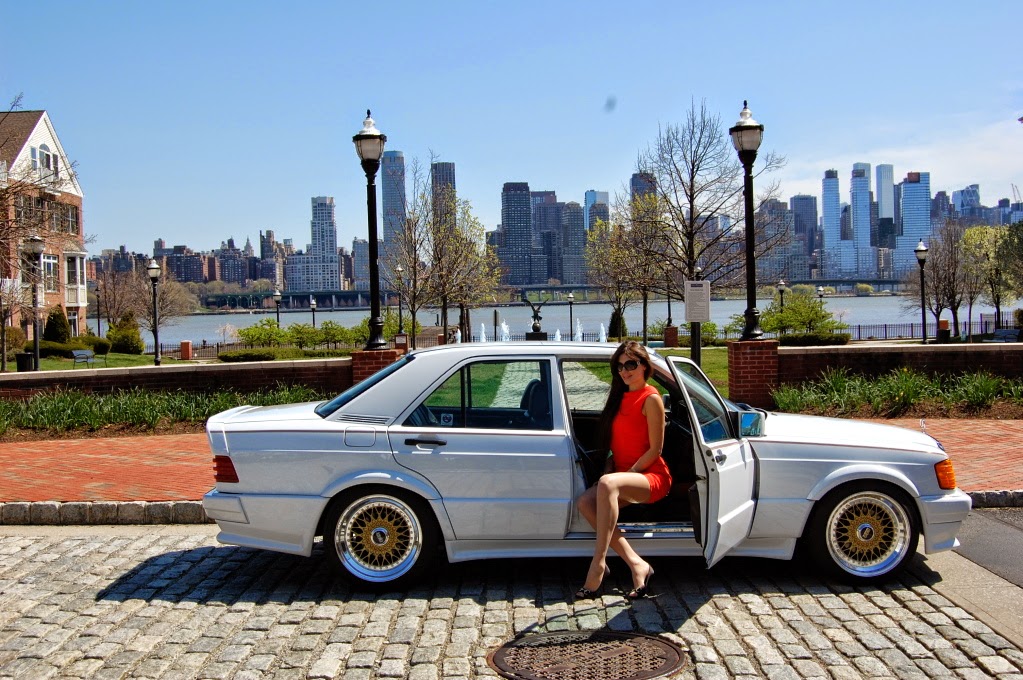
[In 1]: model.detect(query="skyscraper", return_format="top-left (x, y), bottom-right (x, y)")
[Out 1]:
top-left (584, 190), bottom-right (609, 231)
top-left (431, 161), bottom-right (456, 229)
top-left (630, 172), bottom-right (656, 200)
top-left (850, 163), bottom-right (875, 276)
top-left (821, 169), bottom-right (844, 277)
top-left (588, 200), bottom-right (610, 230)
top-left (876, 164), bottom-right (895, 221)
top-left (499, 182), bottom-right (532, 286)
top-left (381, 150), bottom-right (406, 243)
top-left (789, 194), bottom-right (818, 255)
top-left (895, 171), bottom-right (932, 274)
top-left (284, 197), bottom-right (341, 291)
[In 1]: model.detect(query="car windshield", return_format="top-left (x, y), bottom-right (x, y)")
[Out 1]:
top-left (314, 354), bottom-right (415, 418)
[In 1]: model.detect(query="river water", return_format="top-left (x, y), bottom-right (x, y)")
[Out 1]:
top-left (112, 295), bottom-right (1002, 346)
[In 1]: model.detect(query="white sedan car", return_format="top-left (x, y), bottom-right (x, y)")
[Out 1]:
top-left (202, 343), bottom-right (971, 589)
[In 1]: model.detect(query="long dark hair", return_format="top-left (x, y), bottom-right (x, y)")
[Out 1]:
top-left (595, 341), bottom-right (653, 456)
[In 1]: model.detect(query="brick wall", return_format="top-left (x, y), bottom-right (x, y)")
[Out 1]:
top-left (0, 359), bottom-right (355, 400)
top-left (728, 340), bottom-right (780, 408)
top-left (778, 344), bottom-right (1023, 385)
top-left (351, 349), bottom-right (405, 384)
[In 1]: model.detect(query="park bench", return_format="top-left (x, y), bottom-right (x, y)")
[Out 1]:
top-left (71, 349), bottom-right (106, 368)
top-left (983, 328), bottom-right (1020, 343)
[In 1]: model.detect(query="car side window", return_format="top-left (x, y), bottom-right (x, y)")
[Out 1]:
top-left (408, 360), bottom-right (552, 431)
top-left (677, 370), bottom-right (732, 444)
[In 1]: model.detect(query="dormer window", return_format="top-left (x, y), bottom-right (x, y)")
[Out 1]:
top-left (32, 144), bottom-right (59, 180)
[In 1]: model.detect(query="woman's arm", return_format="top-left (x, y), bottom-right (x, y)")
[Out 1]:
top-left (627, 393), bottom-right (666, 473)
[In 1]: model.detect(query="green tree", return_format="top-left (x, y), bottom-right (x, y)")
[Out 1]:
top-left (854, 283), bottom-right (874, 297)
top-left (754, 290), bottom-right (847, 335)
top-left (106, 312), bottom-right (145, 355)
top-left (42, 306), bottom-right (72, 343)
top-left (586, 219), bottom-right (638, 341)
top-left (237, 318), bottom-right (286, 347)
top-left (287, 323), bottom-right (321, 349)
top-left (608, 309), bottom-right (628, 339)
top-left (961, 226), bottom-right (1015, 328)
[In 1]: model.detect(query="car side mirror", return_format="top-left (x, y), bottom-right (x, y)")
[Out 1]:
top-left (739, 411), bottom-right (764, 438)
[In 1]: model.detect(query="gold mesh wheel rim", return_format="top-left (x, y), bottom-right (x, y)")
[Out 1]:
top-left (826, 491), bottom-right (909, 577)
top-left (336, 495), bottom-right (422, 583)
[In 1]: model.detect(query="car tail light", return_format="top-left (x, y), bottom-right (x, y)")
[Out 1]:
top-left (214, 455), bottom-right (239, 483)
top-left (934, 459), bottom-right (957, 490)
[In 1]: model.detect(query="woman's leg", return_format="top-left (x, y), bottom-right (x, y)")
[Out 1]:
top-left (577, 472), bottom-right (653, 591)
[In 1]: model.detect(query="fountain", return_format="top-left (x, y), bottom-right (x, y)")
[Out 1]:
top-left (480, 323), bottom-right (487, 343)
top-left (500, 321), bottom-right (511, 342)
top-left (454, 328), bottom-right (462, 343)
top-left (554, 329), bottom-right (561, 342)
top-left (599, 323), bottom-right (607, 343)
top-left (574, 319), bottom-right (583, 342)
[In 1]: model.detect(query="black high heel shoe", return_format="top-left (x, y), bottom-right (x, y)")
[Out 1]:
top-left (625, 567), bottom-right (654, 600)
top-left (575, 565), bottom-right (611, 599)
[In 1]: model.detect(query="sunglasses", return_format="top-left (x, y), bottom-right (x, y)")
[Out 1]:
top-left (616, 359), bottom-right (640, 373)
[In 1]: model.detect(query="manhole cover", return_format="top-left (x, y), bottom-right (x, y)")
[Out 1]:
top-left (487, 631), bottom-right (689, 680)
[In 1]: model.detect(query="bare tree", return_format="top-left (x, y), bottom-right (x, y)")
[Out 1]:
top-left (128, 268), bottom-right (198, 336)
top-left (634, 99), bottom-right (787, 302)
top-left (586, 219), bottom-right (639, 340)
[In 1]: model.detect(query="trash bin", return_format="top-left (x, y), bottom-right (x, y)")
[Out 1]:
top-left (937, 319), bottom-right (951, 344)
top-left (15, 353), bottom-right (33, 372)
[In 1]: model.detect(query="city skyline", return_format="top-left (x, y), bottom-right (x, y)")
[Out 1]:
top-left (3, 1), bottom-right (1019, 255)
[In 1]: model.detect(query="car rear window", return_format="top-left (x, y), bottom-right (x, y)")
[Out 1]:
top-left (314, 354), bottom-right (414, 418)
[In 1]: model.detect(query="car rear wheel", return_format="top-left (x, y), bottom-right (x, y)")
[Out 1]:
top-left (807, 484), bottom-right (918, 582)
top-left (324, 490), bottom-right (437, 589)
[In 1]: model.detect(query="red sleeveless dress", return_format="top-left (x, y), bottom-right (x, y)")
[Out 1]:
top-left (610, 384), bottom-right (672, 503)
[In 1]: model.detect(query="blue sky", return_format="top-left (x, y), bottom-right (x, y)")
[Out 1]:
top-left (4, 1), bottom-right (1021, 255)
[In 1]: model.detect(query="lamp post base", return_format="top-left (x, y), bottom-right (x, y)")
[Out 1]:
top-left (739, 308), bottom-right (763, 341)
top-left (365, 318), bottom-right (387, 350)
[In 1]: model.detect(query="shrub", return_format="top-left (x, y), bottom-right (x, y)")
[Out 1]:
top-left (42, 307), bottom-right (73, 343)
top-left (945, 372), bottom-right (1004, 410)
top-left (218, 348), bottom-right (280, 362)
top-left (23, 340), bottom-right (86, 359)
top-left (1015, 308), bottom-right (1023, 329)
top-left (2, 326), bottom-right (26, 359)
top-left (608, 309), bottom-right (628, 339)
top-left (778, 332), bottom-right (851, 346)
top-left (107, 312), bottom-right (145, 355)
top-left (78, 335), bottom-right (112, 355)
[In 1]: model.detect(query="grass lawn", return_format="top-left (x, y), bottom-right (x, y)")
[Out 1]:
top-left (28, 353), bottom-right (185, 371)
top-left (659, 347), bottom-right (729, 397)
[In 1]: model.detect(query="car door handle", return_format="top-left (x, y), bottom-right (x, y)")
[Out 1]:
top-left (405, 437), bottom-right (447, 447)
top-left (713, 453), bottom-right (727, 464)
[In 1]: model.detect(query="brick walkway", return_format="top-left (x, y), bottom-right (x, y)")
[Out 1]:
top-left (0, 420), bottom-right (1019, 503)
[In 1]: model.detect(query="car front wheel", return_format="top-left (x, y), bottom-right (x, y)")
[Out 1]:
top-left (807, 484), bottom-right (918, 582)
top-left (324, 490), bottom-right (437, 589)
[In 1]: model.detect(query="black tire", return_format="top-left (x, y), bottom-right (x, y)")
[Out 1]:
top-left (323, 488), bottom-right (438, 590)
top-left (805, 482), bottom-right (919, 582)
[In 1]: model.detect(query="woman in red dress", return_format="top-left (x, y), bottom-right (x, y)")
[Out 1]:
top-left (576, 341), bottom-right (671, 600)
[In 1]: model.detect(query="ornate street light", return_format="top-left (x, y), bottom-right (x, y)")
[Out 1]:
top-left (353, 110), bottom-right (388, 350)
top-left (665, 275), bottom-right (673, 327)
top-left (915, 240), bottom-right (929, 345)
top-left (96, 287), bottom-right (102, 335)
top-left (776, 279), bottom-right (787, 309)
top-left (146, 258), bottom-right (162, 366)
top-left (729, 101), bottom-right (765, 341)
top-left (273, 288), bottom-right (282, 326)
top-left (567, 291), bottom-right (574, 339)
top-left (817, 285), bottom-right (825, 307)
top-left (26, 234), bottom-right (45, 371)
top-left (395, 265), bottom-right (405, 334)
top-left (310, 297), bottom-right (317, 329)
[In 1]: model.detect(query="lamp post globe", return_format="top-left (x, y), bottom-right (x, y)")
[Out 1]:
top-left (915, 240), bottom-right (929, 345)
top-left (353, 110), bottom-right (388, 350)
top-left (26, 234), bottom-right (45, 371)
top-left (729, 101), bottom-right (765, 341)
top-left (146, 258), bottom-right (162, 366)
top-left (273, 288), bottom-right (282, 326)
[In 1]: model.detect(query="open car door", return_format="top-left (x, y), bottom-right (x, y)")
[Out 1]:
top-left (667, 357), bottom-right (756, 567)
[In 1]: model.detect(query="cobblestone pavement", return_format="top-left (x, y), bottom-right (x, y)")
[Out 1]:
top-left (2, 527), bottom-right (1022, 679)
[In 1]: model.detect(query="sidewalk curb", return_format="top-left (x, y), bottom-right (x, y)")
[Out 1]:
top-left (1, 491), bottom-right (1022, 525)
top-left (0, 500), bottom-right (212, 525)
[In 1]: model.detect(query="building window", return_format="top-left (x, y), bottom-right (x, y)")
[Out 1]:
top-left (43, 255), bottom-right (59, 292)
top-left (66, 256), bottom-right (83, 286)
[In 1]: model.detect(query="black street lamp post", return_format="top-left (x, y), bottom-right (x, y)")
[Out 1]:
top-left (147, 258), bottom-right (162, 366)
top-left (96, 288), bottom-right (102, 335)
top-left (665, 276), bottom-right (673, 327)
top-left (353, 110), bottom-right (388, 350)
top-left (26, 234), bottom-right (45, 371)
top-left (310, 298), bottom-right (317, 329)
top-left (273, 288), bottom-right (282, 326)
top-left (777, 279), bottom-right (787, 309)
top-left (915, 240), bottom-right (929, 345)
top-left (567, 292), bottom-right (574, 339)
top-left (729, 101), bottom-right (765, 341)
top-left (395, 265), bottom-right (405, 334)
top-left (817, 286), bottom-right (825, 308)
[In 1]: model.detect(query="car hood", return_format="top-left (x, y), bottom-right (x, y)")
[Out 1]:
top-left (208, 402), bottom-right (323, 426)
top-left (761, 411), bottom-right (941, 453)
